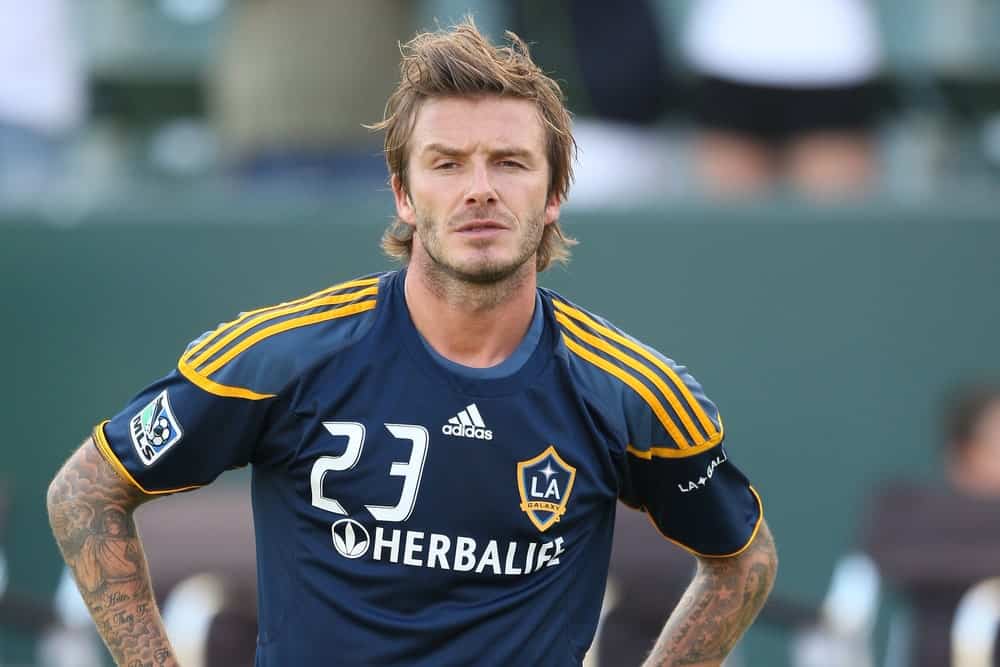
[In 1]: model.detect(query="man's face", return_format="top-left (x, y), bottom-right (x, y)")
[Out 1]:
top-left (965, 401), bottom-right (1000, 491)
top-left (392, 95), bottom-right (560, 284)
top-left (951, 399), bottom-right (1000, 497)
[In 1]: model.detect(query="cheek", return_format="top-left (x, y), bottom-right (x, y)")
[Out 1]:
top-left (500, 192), bottom-right (548, 226)
top-left (985, 445), bottom-right (1000, 470)
top-left (969, 446), bottom-right (1000, 477)
top-left (415, 181), bottom-right (464, 215)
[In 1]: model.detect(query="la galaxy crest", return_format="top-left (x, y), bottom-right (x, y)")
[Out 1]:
top-left (517, 446), bottom-right (576, 532)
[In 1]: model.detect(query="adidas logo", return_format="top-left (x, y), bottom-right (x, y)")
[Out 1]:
top-left (441, 403), bottom-right (493, 440)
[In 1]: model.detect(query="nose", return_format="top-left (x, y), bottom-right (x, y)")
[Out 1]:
top-left (464, 162), bottom-right (497, 207)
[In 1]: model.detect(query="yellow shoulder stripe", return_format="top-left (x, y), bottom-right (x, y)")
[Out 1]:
top-left (186, 285), bottom-right (378, 371)
top-left (231, 276), bottom-right (379, 322)
top-left (178, 359), bottom-right (275, 400)
top-left (556, 311), bottom-right (708, 447)
top-left (625, 435), bottom-right (722, 460)
top-left (198, 299), bottom-right (377, 377)
top-left (92, 421), bottom-right (203, 496)
top-left (553, 299), bottom-right (719, 440)
top-left (183, 276), bottom-right (380, 367)
top-left (561, 332), bottom-right (691, 448)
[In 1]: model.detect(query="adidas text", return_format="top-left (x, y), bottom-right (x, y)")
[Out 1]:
top-left (441, 424), bottom-right (493, 440)
top-left (443, 403), bottom-right (493, 440)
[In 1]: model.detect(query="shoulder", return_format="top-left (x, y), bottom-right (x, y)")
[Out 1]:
top-left (541, 287), bottom-right (723, 455)
top-left (177, 272), bottom-right (388, 399)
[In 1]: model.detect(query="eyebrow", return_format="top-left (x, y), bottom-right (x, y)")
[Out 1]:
top-left (421, 143), bottom-right (464, 157)
top-left (421, 143), bottom-right (537, 161)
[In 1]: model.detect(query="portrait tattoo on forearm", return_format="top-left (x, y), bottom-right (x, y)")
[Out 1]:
top-left (646, 524), bottom-right (777, 667)
top-left (47, 442), bottom-right (177, 667)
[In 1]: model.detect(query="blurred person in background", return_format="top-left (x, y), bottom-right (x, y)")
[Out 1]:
top-left (682, 0), bottom-right (884, 200)
top-left (209, 1), bottom-right (410, 191)
top-left (510, 1), bottom-right (682, 207)
top-left (864, 382), bottom-right (1000, 667)
top-left (0, 0), bottom-right (85, 203)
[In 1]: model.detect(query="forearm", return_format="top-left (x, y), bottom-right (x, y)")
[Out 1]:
top-left (47, 439), bottom-right (178, 667)
top-left (643, 522), bottom-right (777, 667)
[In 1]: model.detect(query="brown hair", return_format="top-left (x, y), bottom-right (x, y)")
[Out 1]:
top-left (944, 382), bottom-right (1000, 459)
top-left (368, 18), bottom-right (577, 271)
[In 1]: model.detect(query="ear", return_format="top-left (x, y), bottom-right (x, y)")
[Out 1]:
top-left (392, 174), bottom-right (416, 226)
top-left (543, 192), bottom-right (561, 227)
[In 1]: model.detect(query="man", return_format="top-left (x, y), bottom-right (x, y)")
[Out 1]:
top-left (47, 20), bottom-right (776, 666)
top-left (865, 383), bottom-right (1000, 667)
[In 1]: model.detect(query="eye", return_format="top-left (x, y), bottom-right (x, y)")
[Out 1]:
top-left (499, 160), bottom-right (525, 169)
top-left (434, 161), bottom-right (459, 170)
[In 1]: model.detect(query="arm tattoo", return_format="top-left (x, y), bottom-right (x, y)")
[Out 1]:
top-left (47, 439), bottom-right (178, 667)
top-left (643, 522), bottom-right (778, 667)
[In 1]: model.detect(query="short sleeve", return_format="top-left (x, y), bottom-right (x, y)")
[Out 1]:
top-left (94, 341), bottom-right (275, 495)
top-left (93, 277), bottom-right (384, 494)
top-left (618, 356), bottom-right (762, 558)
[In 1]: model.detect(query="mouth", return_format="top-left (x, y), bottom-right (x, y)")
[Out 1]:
top-left (455, 219), bottom-right (508, 233)
top-left (454, 220), bottom-right (510, 237)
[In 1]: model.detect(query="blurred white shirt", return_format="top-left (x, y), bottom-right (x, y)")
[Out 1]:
top-left (0, 0), bottom-right (84, 132)
top-left (683, 0), bottom-right (882, 86)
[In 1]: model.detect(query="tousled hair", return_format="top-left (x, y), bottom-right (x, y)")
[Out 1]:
top-left (367, 18), bottom-right (576, 271)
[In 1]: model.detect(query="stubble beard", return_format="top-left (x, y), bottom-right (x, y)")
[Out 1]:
top-left (413, 207), bottom-right (546, 309)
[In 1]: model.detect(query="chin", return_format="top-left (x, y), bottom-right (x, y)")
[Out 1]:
top-left (454, 264), bottom-right (517, 284)
top-left (447, 255), bottom-right (525, 284)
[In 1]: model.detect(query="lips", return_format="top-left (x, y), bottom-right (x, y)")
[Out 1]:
top-left (455, 219), bottom-right (508, 232)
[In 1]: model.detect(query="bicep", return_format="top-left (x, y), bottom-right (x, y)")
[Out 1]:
top-left (687, 520), bottom-right (777, 624)
top-left (47, 437), bottom-right (156, 527)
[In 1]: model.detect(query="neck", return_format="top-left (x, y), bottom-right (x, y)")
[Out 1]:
top-left (404, 256), bottom-right (538, 369)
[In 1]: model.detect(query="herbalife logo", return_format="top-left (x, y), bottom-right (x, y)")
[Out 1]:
top-left (331, 518), bottom-right (370, 559)
top-left (441, 403), bottom-right (493, 440)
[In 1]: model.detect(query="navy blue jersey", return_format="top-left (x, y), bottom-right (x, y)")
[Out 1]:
top-left (95, 270), bottom-right (762, 666)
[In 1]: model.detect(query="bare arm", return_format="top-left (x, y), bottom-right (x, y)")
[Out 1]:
top-left (46, 438), bottom-right (178, 667)
top-left (642, 521), bottom-right (778, 667)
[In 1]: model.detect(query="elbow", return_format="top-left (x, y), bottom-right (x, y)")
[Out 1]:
top-left (46, 444), bottom-right (90, 532)
top-left (47, 437), bottom-right (96, 520)
top-left (764, 541), bottom-right (779, 588)
top-left (46, 463), bottom-right (71, 531)
top-left (757, 520), bottom-right (778, 560)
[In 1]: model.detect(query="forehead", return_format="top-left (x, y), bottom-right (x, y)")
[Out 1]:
top-left (410, 95), bottom-right (546, 154)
